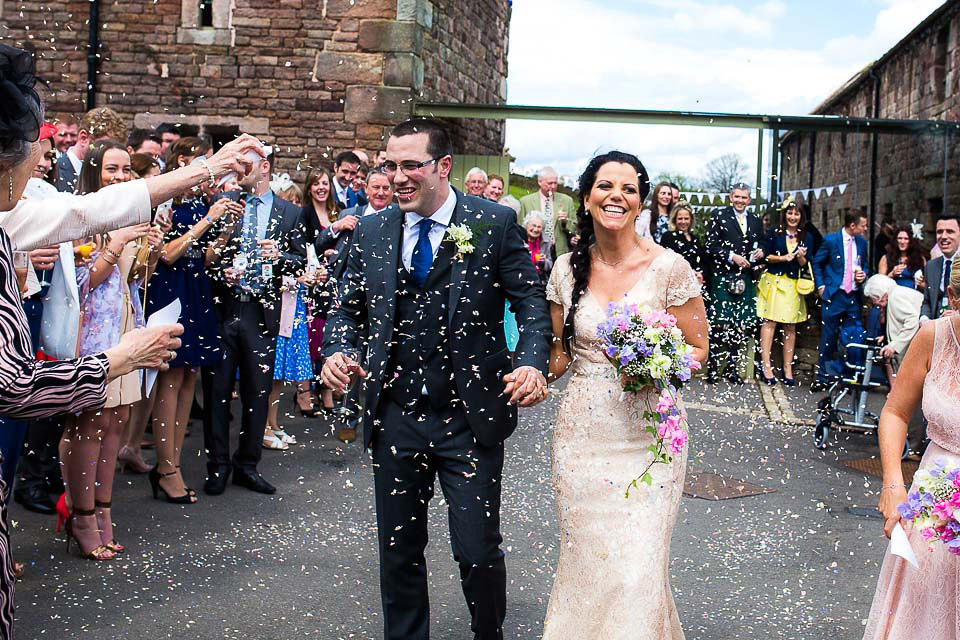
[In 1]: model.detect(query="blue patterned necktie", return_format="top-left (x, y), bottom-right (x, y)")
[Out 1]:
top-left (240, 196), bottom-right (261, 292)
top-left (410, 218), bottom-right (435, 288)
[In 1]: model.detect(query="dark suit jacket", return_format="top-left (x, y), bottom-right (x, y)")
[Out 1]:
top-left (323, 188), bottom-right (552, 447)
top-left (921, 254), bottom-right (952, 320)
top-left (55, 153), bottom-right (78, 193)
top-left (705, 206), bottom-right (764, 277)
top-left (208, 190), bottom-right (306, 333)
top-left (763, 229), bottom-right (811, 279)
top-left (812, 231), bottom-right (870, 303)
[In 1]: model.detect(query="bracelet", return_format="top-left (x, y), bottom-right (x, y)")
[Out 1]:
top-left (196, 157), bottom-right (217, 189)
top-left (881, 484), bottom-right (906, 491)
top-left (104, 247), bottom-right (122, 261)
top-left (100, 254), bottom-right (117, 266)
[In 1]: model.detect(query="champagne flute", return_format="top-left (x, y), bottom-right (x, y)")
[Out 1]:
top-left (12, 251), bottom-right (29, 296)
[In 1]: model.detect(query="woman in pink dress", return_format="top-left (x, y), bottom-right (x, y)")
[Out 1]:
top-left (866, 257), bottom-right (960, 639)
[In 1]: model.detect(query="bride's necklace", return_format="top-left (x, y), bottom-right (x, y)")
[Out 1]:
top-left (594, 243), bottom-right (641, 268)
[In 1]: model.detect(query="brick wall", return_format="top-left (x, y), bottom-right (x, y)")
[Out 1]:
top-left (0, 0), bottom-right (510, 180)
top-left (779, 1), bottom-right (960, 238)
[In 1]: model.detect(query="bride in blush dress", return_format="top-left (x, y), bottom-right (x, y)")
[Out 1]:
top-left (864, 258), bottom-right (960, 640)
top-left (542, 151), bottom-right (709, 639)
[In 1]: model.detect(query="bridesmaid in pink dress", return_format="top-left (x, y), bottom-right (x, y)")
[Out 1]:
top-left (866, 258), bottom-right (960, 639)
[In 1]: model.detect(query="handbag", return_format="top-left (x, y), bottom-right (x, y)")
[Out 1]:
top-left (40, 242), bottom-right (82, 360)
top-left (724, 274), bottom-right (747, 296)
top-left (796, 263), bottom-right (815, 295)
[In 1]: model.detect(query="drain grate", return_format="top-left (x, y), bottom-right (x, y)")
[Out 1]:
top-left (683, 472), bottom-right (775, 500)
top-left (840, 457), bottom-right (919, 484)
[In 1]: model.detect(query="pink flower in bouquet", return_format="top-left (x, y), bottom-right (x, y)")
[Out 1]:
top-left (669, 430), bottom-right (688, 454)
top-left (656, 392), bottom-right (675, 414)
top-left (642, 310), bottom-right (676, 329)
top-left (921, 527), bottom-right (938, 541)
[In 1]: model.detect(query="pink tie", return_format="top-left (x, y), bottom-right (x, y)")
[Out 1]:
top-left (842, 237), bottom-right (854, 293)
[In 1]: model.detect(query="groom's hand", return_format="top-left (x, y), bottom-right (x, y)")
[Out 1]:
top-left (321, 352), bottom-right (366, 394)
top-left (502, 366), bottom-right (548, 407)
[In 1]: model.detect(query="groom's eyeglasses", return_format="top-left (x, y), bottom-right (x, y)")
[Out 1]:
top-left (377, 157), bottom-right (442, 176)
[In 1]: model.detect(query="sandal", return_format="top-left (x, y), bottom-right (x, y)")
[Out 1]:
top-left (263, 431), bottom-right (289, 450)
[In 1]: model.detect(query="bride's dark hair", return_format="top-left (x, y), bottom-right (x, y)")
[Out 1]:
top-left (562, 151), bottom-right (650, 355)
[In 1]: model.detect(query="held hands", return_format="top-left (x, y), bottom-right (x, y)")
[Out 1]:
top-left (320, 352), bottom-right (367, 395)
top-left (332, 215), bottom-right (359, 234)
top-left (29, 246), bottom-right (60, 271)
top-left (879, 484), bottom-right (908, 538)
top-left (502, 366), bottom-right (548, 407)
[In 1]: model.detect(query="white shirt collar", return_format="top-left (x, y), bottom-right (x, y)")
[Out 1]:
top-left (841, 229), bottom-right (854, 243)
top-left (66, 147), bottom-right (83, 175)
top-left (404, 186), bottom-right (456, 230)
top-left (333, 178), bottom-right (348, 200)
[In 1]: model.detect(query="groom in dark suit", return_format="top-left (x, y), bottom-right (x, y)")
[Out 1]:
top-left (322, 118), bottom-right (551, 640)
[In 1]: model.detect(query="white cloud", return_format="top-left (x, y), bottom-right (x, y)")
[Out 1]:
top-left (505, 0), bottom-right (944, 184)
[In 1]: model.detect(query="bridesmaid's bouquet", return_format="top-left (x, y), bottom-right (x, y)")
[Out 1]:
top-left (596, 302), bottom-right (701, 496)
top-left (897, 460), bottom-right (960, 554)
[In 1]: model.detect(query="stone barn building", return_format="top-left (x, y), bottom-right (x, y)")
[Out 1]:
top-left (0, 0), bottom-right (510, 177)
top-left (779, 0), bottom-right (960, 246)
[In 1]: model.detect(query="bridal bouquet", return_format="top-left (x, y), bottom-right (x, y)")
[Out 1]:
top-left (596, 302), bottom-right (700, 496)
top-left (897, 460), bottom-right (960, 554)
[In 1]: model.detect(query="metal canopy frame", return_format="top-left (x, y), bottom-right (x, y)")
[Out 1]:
top-left (414, 101), bottom-right (959, 259)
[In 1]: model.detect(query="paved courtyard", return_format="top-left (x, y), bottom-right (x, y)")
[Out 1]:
top-left (11, 377), bottom-right (892, 639)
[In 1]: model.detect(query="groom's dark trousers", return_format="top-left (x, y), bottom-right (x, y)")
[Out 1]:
top-left (323, 190), bottom-right (551, 640)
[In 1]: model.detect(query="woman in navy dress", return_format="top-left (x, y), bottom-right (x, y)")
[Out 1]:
top-left (878, 224), bottom-right (926, 290)
top-left (143, 137), bottom-right (244, 504)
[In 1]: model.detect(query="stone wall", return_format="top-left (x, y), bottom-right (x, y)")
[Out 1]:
top-left (779, 0), bottom-right (960, 238)
top-left (0, 0), bottom-right (510, 179)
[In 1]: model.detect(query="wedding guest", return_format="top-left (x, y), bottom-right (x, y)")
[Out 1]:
top-left (669, 182), bottom-right (680, 205)
top-left (873, 217), bottom-right (896, 271)
top-left (919, 215), bottom-right (960, 324)
top-left (464, 166), bottom-right (487, 196)
top-left (866, 259), bottom-right (960, 640)
top-left (130, 152), bottom-right (161, 179)
top-left (60, 139), bottom-right (163, 560)
top-left (519, 167), bottom-right (577, 256)
top-left (156, 123), bottom-right (181, 158)
top-left (523, 211), bottom-right (553, 280)
top-left (811, 211), bottom-right (869, 391)
top-left (203, 146), bottom-right (306, 496)
top-left (143, 137), bottom-right (242, 504)
top-left (301, 166), bottom-right (352, 413)
top-left (350, 162), bottom-right (368, 202)
top-left (636, 181), bottom-right (673, 242)
top-left (332, 150), bottom-right (362, 209)
top-left (660, 201), bottom-right (705, 285)
top-left (56, 107), bottom-right (128, 193)
top-left (705, 183), bottom-right (764, 384)
top-left (864, 274), bottom-right (923, 363)
top-left (484, 174), bottom-right (504, 201)
top-left (878, 224), bottom-right (925, 290)
top-left (127, 128), bottom-right (162, 160)
top-left (756, 199), bottom-right (810, 386)
top-left (271, 175), bottom-right (303, 207)
top-left (52, 115), bottom-right (79, 155)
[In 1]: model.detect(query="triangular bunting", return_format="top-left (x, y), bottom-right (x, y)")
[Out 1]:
top-left (838, 183), bottom-right (848, 194)
top-left (826, 186), bottom-right (834, 197)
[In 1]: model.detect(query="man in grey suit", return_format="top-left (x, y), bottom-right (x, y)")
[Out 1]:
top-left (920, 214), bottom-right (960, 324)
top-left (322, 118), bottom-right (550, 640)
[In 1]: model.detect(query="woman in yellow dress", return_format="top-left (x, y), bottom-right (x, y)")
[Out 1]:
top-left (756, 199), bottom-right (810, 385)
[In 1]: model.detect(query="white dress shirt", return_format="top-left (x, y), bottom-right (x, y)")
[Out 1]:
top-left (841, 229), bottom-right (859, 270)
top-left (66, 148), bottom-right (83, 176)
top-left (401, 187), bottom-right (457, 271)
top-left (333, 178), bottom-right (349, 206)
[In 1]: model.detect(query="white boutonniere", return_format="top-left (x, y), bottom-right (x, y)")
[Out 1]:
top-left (445, 223), bottom-right (475, 261)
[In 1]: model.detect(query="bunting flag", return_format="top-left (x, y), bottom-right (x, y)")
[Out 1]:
top-left (776, 183), bottom-right (848, 200)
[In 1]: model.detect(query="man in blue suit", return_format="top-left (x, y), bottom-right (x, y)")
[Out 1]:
top-left (332, 150), bottom-right (366, 209)
top-left (811, 211), bottom-right (869, 390)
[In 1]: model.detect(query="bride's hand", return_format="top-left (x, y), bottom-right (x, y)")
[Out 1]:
top-left (503, 366), bottom-right (547, 407)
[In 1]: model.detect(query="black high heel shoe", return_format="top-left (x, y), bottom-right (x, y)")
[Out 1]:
top-left (148, 466), bottom-right (197, 504)
top-left (295, 390), bottom-right (322, 418)
top-left (760, 369), bottom-right (777, 385)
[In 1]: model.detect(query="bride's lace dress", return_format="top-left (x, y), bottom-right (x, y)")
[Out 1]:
top-left (543, 249), bottom-right (701, 640)
top-left (863, 316), bottom-right (960, 640)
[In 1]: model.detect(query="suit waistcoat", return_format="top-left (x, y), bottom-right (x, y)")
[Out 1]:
top-left (384, 236), bottom-right (456, 410)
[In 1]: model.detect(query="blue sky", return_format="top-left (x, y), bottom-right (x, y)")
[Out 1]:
top-left (505, 0), bottom-right (945, 188)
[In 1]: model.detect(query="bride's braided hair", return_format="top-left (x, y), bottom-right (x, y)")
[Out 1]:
top-left (562, 151), bottom-right (650, 355)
